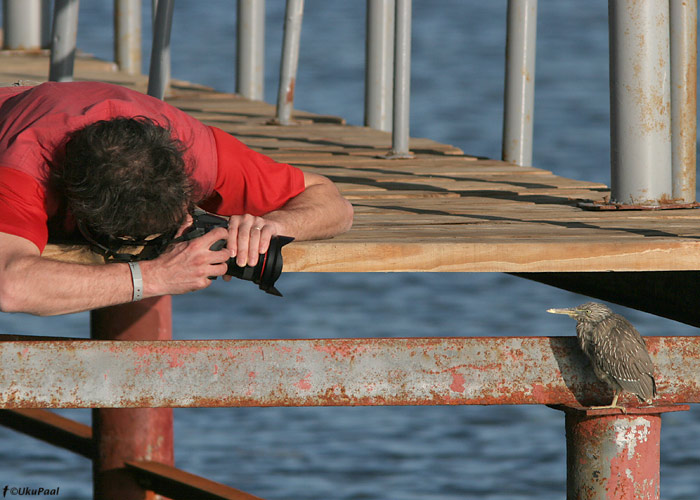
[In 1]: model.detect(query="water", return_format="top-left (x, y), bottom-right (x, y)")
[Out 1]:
top-left (0, 1), bottom-right (699, 499)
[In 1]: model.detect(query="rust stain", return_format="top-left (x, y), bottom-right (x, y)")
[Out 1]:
top-left (294, 372), bottom-right (312, 391)
top-left (606, 417), bottom-right (660, 499)
top-left (285, 78), bottom-right (295, 104)
top-left (313, 341), bottom-right (368, 361)
top-left (449, 372), bottom-right (466, 393)
top-left (168, 354), bottom-right (184, 368)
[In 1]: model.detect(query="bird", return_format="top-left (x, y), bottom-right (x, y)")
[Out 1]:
top-left (547, 302), bottom-right (656, 411)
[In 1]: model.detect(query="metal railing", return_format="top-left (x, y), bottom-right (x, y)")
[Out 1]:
top-left (0, 334), bottom-right (697, 500)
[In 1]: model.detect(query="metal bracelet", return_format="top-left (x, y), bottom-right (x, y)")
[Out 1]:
top-left (128, 262), bottom-right (143, 302)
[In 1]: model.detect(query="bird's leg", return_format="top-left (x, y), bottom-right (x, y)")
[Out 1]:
top-left (589, 391), bottom-right (627, 414)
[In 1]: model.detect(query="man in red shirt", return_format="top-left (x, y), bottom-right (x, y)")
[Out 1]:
top-left (0, 82), bottom-right (353, 315)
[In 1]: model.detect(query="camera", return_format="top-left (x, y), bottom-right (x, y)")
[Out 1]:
top-left (181, 209), bottom-right (293, 296)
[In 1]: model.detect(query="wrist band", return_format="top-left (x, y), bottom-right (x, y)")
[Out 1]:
top-left (128, 262), bottom-right (143, 302)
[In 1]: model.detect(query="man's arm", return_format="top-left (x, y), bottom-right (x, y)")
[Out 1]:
top-left (0, 228), bottom-right (232, 316)
top-left (224, 171), bottom-right (354, 267)
top-left (0, 172), bottom-right (352, 315)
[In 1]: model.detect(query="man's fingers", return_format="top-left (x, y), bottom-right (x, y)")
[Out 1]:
top-left (228, 215), bottom-right (269, 267)
top-left (201, 227), bottom-right (228, 243)
top-left (259, 226), bottom-right (273, 255)
top-left (226, 218), bottom-right (240, 258)
top-left (209, 262), bottom-right (229, 278)
top-left (247, 225), bottom-right (263, 266)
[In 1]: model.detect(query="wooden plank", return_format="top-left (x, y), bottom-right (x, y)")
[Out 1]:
top-left (126, 461), bottom-right (265, 500)
top-left (280, 239), bottom-right (700, 272)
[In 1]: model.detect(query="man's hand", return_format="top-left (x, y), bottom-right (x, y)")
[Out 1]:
top-left (140, 226), bottom-right (231, 296)
top-left (225, 214), bottom-right (284, 268)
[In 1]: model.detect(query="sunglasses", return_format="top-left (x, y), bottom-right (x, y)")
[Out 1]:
top-left (77, 220), bottom-right (178, 262)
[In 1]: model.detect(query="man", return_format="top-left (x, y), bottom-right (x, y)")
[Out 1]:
top-left (0, 81), bottom-right (353, 316)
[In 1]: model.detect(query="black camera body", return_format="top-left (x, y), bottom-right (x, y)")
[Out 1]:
top-left (181, 209), bottom-right (293, 296)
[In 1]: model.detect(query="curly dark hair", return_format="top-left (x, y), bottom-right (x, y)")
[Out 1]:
top-left (51, 116), bottom-right (194, 240)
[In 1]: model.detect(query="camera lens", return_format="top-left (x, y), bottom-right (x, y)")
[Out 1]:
top-left (225, 235), bottom-right (294, 296)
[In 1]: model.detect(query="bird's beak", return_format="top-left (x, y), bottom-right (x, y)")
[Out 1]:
top-left (547, 307), bottom-right (576, 317)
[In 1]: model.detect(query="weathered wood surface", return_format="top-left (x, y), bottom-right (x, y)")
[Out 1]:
top-left (5, 53), bottom-right (700, 273)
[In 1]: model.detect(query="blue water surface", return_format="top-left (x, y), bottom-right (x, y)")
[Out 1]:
top-left (0, 1), bottom-right (698, 499)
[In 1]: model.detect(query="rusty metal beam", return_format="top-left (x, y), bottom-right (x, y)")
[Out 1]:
top-left (126, 461), bottom-right (265, 500)
top-left (0, 337), bottom-right (698, 409)
top-left (0, 409), bottom-right (93, 458)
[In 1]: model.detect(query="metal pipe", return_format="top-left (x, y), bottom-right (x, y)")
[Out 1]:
top-left (502, 0), bottom-right (537, 167)
top-left (151, 0), bottom-right (158, 29)
top-left (147, 0), bottom-right (174, 99)
top-left (48, 0), bottom-right (80, 82)
top-left (670, 0), bottom-right (697, 203)
top-left (91, 297), bottom-right (175, 500)
top-left (365, 0), bottom-right (394, 132)
top-left (2, 0), bottom-right (52, 50)
top-left (275, 0), bottom-right (304, 125)
top-left (4, 336), bottom-right (700, 408)
top-left (554, 405), bottom-right (688, 500)
top-left (236, 0), bottom-right (265, 101)
top-left (389, 0), bottom-right (412, 157)
top-left (114, 0), bottom-right (142, 75)
top-left (609, 0), bottom-right (672, 206)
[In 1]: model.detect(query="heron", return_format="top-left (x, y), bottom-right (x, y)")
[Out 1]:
top-left (547, 302), bottom-right (656, 411)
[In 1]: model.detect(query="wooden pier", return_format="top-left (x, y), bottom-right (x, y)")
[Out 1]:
top-left (22, 52), bottom-right (700, 274)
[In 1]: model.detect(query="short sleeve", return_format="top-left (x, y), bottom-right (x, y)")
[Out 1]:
top-left (199, 126), bottom-right (305, 216)
top-left (0, 167), bottom-right (48, 251)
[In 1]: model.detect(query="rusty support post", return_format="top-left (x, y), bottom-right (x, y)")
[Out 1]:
top-left (2, 0), bottom-right (52, 50)
top-left (147, 0), bottom-right (174, 99)
top-left (609, 0), bottom-right (672, 206)
top-left (387, 0), bottom-right (412, 158)
top-left (91, 296), bottom-right (174, 500)
top-left (502, 0), bottom-right (537, 167)
top-left (553, 405), bottom-right (688, 500)
top-left (274, 0), bottom-right (304, 125)
top-left (365, 0), bottom-right (395, 132)
top-left (49, 0), bottom-right (80, 82)
top-left (670, 0), bottom-right (697, 203)
top-left (114, 0), bottom-right (142, 75)
top-left (236, 0), bottom-right (265, 101)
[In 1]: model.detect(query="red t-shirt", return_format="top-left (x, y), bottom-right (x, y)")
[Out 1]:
top-left (0, 81), bottom-right (305, 252)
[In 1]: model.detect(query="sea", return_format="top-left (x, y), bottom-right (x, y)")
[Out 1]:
top-left (0, 1), bottom-right (698, 499)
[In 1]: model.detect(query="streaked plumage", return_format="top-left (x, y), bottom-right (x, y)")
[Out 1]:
top-left (547, 302), bottom-right (656, 410)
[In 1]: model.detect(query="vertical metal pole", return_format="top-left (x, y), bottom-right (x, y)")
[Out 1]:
top-left (365, 0), bottom-right (394, 132)
top-left (502, 0), bottom-right (537, 167)
top-left (609, 0), bottom-right (672, 206)
top-left (114, 0), bottom-right (142, 75)
top-left (555, 405), bottom-right (687, 500)
top-left (147, 0), bottom-right (174, 99)
top-left (670, 0), bottom-right (697, 203)
top-left (151, 0), bottom-right (158, 30)
top-left (389, 0), bottom-right (412, 158)
top-left (3, 0), bottom-right (52, 50)
top-left (237, 0), bottom-right (265, 101)
top-left (49, 0), bottom-right (80, 82)
top-left (275, 0), bottom-right (304, 125)
top-left (91, 297), bottom-right (175, 500)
